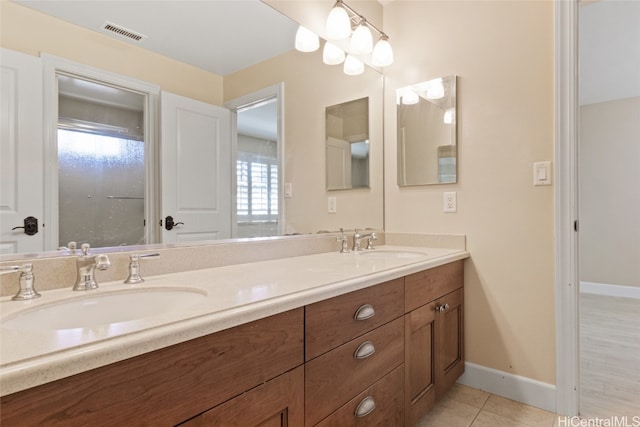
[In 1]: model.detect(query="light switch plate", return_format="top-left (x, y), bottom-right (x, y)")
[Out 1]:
top-left (328, 197), bottom-right (337, 213)
top-left (533, 161), bottom-right (552, 186)
top-left (284, 183), bottom-right (293, 198)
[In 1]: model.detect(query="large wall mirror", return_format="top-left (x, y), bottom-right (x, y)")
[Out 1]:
top-left (0, 0), bottom-right (384, 257)
top-left (397, 75), bottom-right (457, 186)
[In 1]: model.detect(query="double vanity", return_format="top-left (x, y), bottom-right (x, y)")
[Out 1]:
top-left (0, 237), bottom-right (468, 426)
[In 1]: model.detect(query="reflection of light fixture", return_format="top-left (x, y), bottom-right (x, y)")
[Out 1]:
top-left (402, 90), bottom-right (419, 105)
top-left (444, 108), bottom-right (455, 124)
top-left (298, 0), bottom-right (393, 75)
top-left (350, 20), bottom-right (373, 54)
top-left (344, 55), bottom-right (364, 75)
top-left (295, 26), bottom-right (319, 52)
top-left (427, 78), bottom-right (445, 99)
top-left (323, 42), bottom-right (346, 65)
top-left (326, 1), bottom-right (351, 40)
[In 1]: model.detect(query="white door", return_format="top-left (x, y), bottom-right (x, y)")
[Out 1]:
top-left (160, 92), bottom-right (231, 243)
top-left (326, 137), bottom-right (352, 190)
top-left (0, 49), bottom-right (44, 254)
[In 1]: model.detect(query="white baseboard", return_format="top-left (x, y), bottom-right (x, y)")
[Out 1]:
top-left (580, 281), bottom-right (640, 299)
top-left (457, 362), bottom-right (557, 413)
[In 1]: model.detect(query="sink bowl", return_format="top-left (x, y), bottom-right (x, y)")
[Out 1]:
top-left (358, 250), bottom-right (427, 259)
top-left (2, 287), bottom-right (207, 331)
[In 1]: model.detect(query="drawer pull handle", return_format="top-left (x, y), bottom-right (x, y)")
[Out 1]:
top-left (354, 341), bottom-right (376, 359)
top-left (354, 396), bottom-right (376, 417)
top-left (436, 303), bottom-right (450, 312)
top-left (354, 303), bottom-right (375, 321)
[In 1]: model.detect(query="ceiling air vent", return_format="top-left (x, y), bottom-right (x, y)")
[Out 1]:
top-left (102, 21), bottom-right (147, 42)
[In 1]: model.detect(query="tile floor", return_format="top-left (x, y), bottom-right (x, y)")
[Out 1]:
top-left (414, 384), bottom-right (559, 427)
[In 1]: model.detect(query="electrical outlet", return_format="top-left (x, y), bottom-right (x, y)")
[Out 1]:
top-left (443, 192), bottom-right (457, 213)
top-left (328, 197), bottom-right (337, 213)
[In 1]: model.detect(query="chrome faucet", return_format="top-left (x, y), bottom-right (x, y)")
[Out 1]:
top-left (336, 228), bottom-right (350, 253)
top-left (352, 229), bottom-right (377, 251)
top-left (73, 243), bottom-right (111, 291)
top-left (124, 253), bottom-right (160, 284)
top-left (1, 264), bottom-right (41, 300)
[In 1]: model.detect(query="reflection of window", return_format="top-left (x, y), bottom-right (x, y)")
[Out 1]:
top-left (237, 153), bottom-right (278, 223)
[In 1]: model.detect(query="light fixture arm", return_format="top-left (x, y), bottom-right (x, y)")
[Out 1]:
top-left (334, 0), bottom-right (389, 39)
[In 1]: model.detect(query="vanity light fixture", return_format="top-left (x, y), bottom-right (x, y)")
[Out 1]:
top-left (350, 19), bottom-right (373, 55)
top-left (298, 0), bottom-right (393, 74)
top-left (295, 25), bottom-right (320, 52)
top-left (323, 42), bottom-right (346, 65)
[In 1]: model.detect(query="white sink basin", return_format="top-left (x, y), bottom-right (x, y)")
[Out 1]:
top-left (2, 287), bottom-right (207, 331)
top-left (358, 250), bottom-right (428, 259)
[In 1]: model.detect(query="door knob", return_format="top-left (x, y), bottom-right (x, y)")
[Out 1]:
top-left (164, 215), bottom-right (184, 231)
top-left (11, 216), bottom-right (38, 235)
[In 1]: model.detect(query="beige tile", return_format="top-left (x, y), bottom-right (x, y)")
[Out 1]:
top-left (414, 396), bottom-right (481, 427)
top-left (482, 395), bottom-right (556, 427)
top-left (446, 384), bottom-right (491, 409)
top-left (471, 411), bottom-right (531, 427)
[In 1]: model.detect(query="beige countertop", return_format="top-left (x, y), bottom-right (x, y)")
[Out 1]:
top-left (0, 245), bottom-right (468, 396)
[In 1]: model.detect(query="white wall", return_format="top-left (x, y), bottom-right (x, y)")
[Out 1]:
top-left (384, 0), bottom-right (556, 385)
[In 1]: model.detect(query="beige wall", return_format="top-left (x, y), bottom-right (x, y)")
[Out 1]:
top-left (384, 1), bottom-right (556, 384)
top-left (225, 49), bottom-right (384, 234)
top-left (0, 1), bottom-right (223, 105)
top-left (579, 97), bottom-right (640, 287)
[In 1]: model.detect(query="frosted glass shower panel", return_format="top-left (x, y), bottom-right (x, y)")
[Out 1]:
top-left (58, 130), bottom-right (145, 247)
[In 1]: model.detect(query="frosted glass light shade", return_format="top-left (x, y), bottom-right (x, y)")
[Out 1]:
top-left (323, 42), bottom-right (345, 65)
top-left (326, 5), bottom-right (352, 40)
top-left (343, 55), bottom-right (364, 75)
top-left (427, 79), bottom-right (445, 99)
top-left (402, 90), bottom-right (419, 105)
top-left (371, 38), bottom-right (394, 67)
top-left (350, 24), bottom-right (373, 55)
top-left (295, 26), bottom-right (319, 52)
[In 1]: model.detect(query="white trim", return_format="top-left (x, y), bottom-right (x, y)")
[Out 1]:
top-left (457, 362), bottom-right (557, 413)
top-left (554, 0), bottom-right (580, 417)
top-left (40, 54), bottom-right (160, 249)
top-left (224, 83), bottom-right (285, 237)
top-left (580, 282), bottom-right (640, 299)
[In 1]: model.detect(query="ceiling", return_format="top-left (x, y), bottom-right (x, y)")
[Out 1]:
top-left (16, 0), bottom-right (295, 141)
top-left (14, 0), bottom-right (299, 76)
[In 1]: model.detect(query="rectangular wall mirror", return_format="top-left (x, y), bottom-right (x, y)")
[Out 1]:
top-left (326, 97), bottom-right (370, 191)
top-left (397, 75), bottom-right (457, 186)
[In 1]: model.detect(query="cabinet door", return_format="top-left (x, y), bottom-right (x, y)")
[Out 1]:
top-left (435, 287), bottom-right (465, 398)
top-left (404, 301), bottom-right (437, 426)
top-left (181, 366), bottom-right (304, 427)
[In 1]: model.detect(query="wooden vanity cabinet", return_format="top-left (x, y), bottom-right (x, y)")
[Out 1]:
top-left (305, 278), bottom-right (405, 426)
top-left (0, 309), bottom-right (304, 427)
top-left (404, 260), bottom-right (464, 426)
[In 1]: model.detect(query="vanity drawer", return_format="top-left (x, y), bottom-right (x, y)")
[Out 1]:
top-left (315, 364), bottom-right (404, 427)
top-left (405, 260), bottom-right (463, 312)
top-left (305, 277), bottom-right (404, 360)
top-left (305, 317), bottom-right (404, 426)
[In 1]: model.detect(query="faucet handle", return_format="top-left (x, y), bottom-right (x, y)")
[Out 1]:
top-left (80, 243), bottom-right (90, 256)
top-left (124, 253), bottom-right (160, 284)
top-left (336, 235), bottom-right (350, 253)
top-left (10, 263), bottom-right (41, 301)
top-left (365, 232), bottom-right (378, 250)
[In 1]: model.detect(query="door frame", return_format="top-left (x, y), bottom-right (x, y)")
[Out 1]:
top-left (42, 54), bottom-right (161, 250)
top-left (224, 83), bottom-right (285, 238)
top-left (554, 0), bottom-right (580, 416)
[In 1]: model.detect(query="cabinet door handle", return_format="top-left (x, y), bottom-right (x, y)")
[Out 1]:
top-left (354, 303), bottom-right (375, 321)
top-left (354, 396), bottom-right (376, 417)
top-left (354, 341), bottom-right (376, 359)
